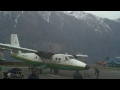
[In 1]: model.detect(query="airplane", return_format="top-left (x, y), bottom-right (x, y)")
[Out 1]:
top-left (0, 34), bottom-right (90, 77)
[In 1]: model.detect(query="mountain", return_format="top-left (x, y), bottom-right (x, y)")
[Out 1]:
top-left (0, 11), bottom-right (120, 63)
top-left (115, 18), bottom-right (120, 23)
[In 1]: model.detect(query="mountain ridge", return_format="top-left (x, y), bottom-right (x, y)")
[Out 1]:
top-left (0, 11), bottom-right (120, 63)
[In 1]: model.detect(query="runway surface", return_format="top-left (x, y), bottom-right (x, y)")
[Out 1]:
top-left (1, 66), bottom-right (120, 79)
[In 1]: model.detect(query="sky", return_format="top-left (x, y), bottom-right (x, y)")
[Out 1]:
top-left (84, 11), bottom-right (120, 20)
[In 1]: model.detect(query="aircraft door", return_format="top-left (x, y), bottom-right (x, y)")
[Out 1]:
top-left (51, 56), bottom-right (56, 64)
top-left (64, 56), bottom-right (69, 64)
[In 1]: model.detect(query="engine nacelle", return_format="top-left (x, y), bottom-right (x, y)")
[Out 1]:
top-left (0, 48), bottom-right (5, 61)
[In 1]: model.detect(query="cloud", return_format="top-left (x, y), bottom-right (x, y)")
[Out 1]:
top-left (84, 11), bottom-right (120, 20)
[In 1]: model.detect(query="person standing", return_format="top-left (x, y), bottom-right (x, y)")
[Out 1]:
top-left (28, 70), bottom-right (39, 79)
top-left (73, 70), bottom-right (83, 79)
top-left (94, 67), bottom-right (100, 79)
top-left (3, 72), bottom-right (11, 79)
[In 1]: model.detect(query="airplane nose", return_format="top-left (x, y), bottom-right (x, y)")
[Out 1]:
top-left (85, 65), bottom-right (90, 70)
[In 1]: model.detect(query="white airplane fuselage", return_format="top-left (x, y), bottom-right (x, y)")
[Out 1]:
top-left (11, 52), bottom-right (89, 70)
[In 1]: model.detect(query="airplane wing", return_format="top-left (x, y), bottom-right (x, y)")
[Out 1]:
top-left (73, 54), bottom-right (88, 59)
top-left (76, 54), bottom-right (88, 57)
top-left (0, 43), bottom-right (37, 53)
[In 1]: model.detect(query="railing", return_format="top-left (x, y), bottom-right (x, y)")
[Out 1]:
top-left (0, 61), bottom-right (29, 66)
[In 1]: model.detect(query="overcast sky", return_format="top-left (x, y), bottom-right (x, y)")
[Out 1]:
top-left (84, 11), bottom-right (120, 20)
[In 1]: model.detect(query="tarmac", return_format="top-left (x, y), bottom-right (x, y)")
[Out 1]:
top-left (1, 66), bottom-right (120, 79)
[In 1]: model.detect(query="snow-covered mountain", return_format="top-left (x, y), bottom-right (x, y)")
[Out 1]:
top-left (114, 18), bottom-right (120, 23)
top-left (38, 11), bottom-right (114, 33)
top-left (0, 11), bottom-right (120, 63)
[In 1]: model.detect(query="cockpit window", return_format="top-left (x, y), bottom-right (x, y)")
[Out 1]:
top-left (68, 56), bottom-right (74, 59)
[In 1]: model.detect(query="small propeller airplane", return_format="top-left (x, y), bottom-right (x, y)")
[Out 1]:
top-left (0, 34), bottom-right (90, 76)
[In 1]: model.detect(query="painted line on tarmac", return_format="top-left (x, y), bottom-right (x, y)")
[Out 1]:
top-left (46, 74), bottom-right (61, 77)
top-left (111, 71), bottom-right (120, 73)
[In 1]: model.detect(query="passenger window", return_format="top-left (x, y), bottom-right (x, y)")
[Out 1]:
top-left (65, 57), bottom-right (68, 60)
top-left (56, 58), bottom-right (57, 60)
top-left (59, 58), bottom-right (61, 60)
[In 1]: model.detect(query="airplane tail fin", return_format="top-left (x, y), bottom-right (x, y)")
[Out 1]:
top-left (11, 34), bottom-right (21, 55)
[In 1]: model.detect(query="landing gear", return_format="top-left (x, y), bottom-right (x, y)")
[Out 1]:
top-left (50, 68), bottom-right (53, 72)
top-left (73, 70), bottom-right (83, 79)
top-left (38, 65), bottom-right (47, 74)
top-left (38, 68), bottom-right (42, 74)
top-left (54, 69), bottom-right (59, 74)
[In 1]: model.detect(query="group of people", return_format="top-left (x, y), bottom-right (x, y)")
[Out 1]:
top-left (0, 67), bottom-right (39, 79)
top-left (73, 70), bottom-right (83, 79)
top-left (28, 70), bottom-right (39, 79)
top-left (3, 72), bottom-right (12, 79)
top-left (0, 66), bottom-right (100, 79)
top-left (2, 70), bottom-right (39, 79)
top-left (73, 67), bottom-right (100, 79)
